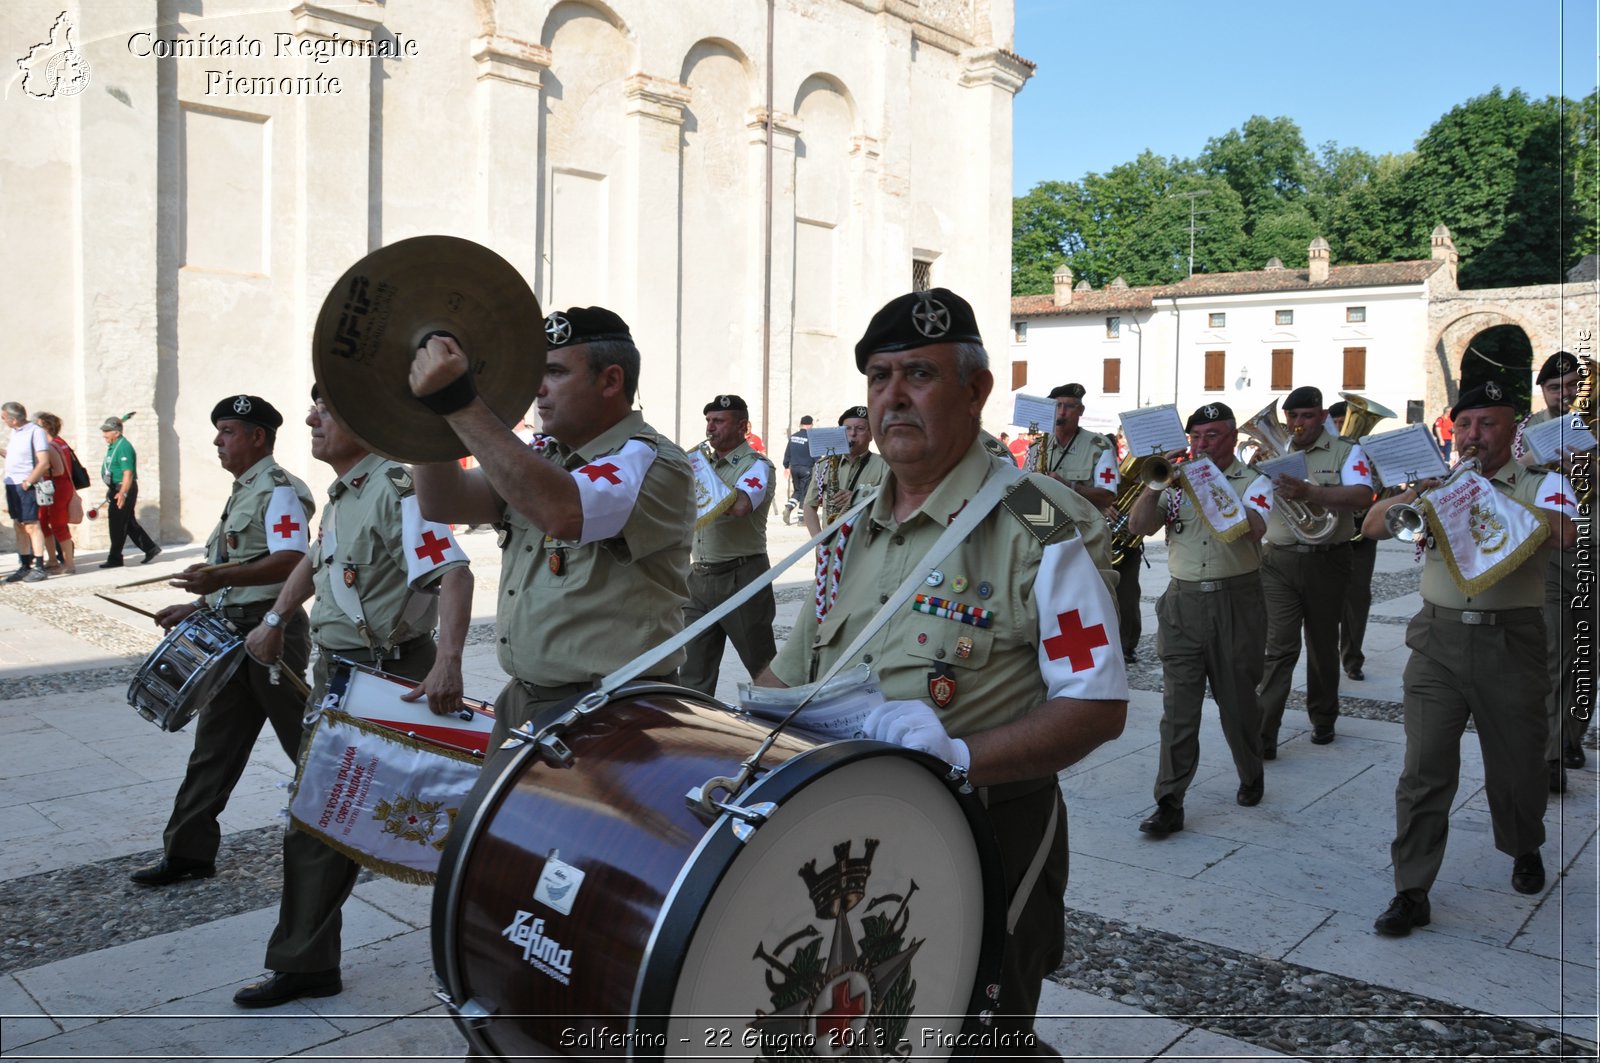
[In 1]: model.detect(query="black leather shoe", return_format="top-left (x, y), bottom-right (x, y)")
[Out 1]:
top-left (1549, 761), bottom-right (1568, 794)
top-left (1138, 801), bottom-right (1184, 836)
top-left (141, 545), bottom-right (163, 564)
top-left (1512, 852), bottom-right (1545, 894)
top-left (99, 558), bottom-right (125, 569)
top-left (129, 857), bottom-right (215, 886)
top-left (1373, 893), bottom-right (1430, 936)
top-left (1345, 667), bottom-right (1365, 681)
top-left (1236, 779), bottom-right (1264, 807)
top-left (233, 969), bottom-right (342, 1008)
top-left (1311, 725), bottom-right (1336, 745)
top-left (1564, 741), bottom-right (1586, 769)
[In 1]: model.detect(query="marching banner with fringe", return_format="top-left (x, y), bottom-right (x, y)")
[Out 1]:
top-left (1422, 471), bottom-right (1549, 596)
top-left (687, 447), bottom-right (736, 529)
top-left (288, 709), bottom-right (481, 885)
top-left (1178, 457), bottom-right (1251, 543)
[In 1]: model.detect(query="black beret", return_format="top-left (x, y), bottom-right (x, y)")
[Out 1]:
top-left (1048, 383), bottom-right (1086, 401)
top-left (1537, 351), bottom-right (1580, 384)
top-left (838, 405), bottom-right (869, 424)
top-left (543, 306), bottom-right (633, 349)
top-left (1282, 386), bottom-right (1323, 411)
top-left (703, 394), bottom-right (748, 415)
top-left (799, 414), bottom-right (814, 425)
top-left (1186, 402), bottom-right (1236, 430)
top-left (1451, 381), bottom-right (1516, 419)
top-left (211, 395), bottom-right (282, 430)
top-left (854, 288), bottom-right (983, 371)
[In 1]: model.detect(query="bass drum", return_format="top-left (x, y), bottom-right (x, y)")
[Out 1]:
top-left (432, 683), bottom-right (1004, 1060)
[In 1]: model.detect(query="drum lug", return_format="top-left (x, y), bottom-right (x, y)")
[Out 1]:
top-left (434, 988), bottom-right (496, 1028)
top-left (536, 734), bottom-right (575, 766)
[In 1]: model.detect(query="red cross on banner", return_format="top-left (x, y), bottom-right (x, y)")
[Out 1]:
top-left (1251, 494), bottom-right (1270, 509)
top-left (578, 462), bottom-right (622, 484)
top-left (1545, 492), bottom-right (1574, 508)
top-left (1352, 460), bottom-right (1370, 477)
top-left (744, 476), bottom-right (763, 489)
top-left (815, 979), bottom-right (867, 1044)
top-left (1099, 467), bottom-right (1116, 483)
top-left (273, 514), bottom-right (301, 539)
top-left (1043, 609), bottom-right (1109, 673)
top-left (414, 529), bottom-right (452, 565)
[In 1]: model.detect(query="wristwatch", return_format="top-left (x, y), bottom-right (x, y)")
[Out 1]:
top-left (262, 611), bottom-right (284, 629)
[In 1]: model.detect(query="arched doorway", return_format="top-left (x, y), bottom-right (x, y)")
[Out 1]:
top-left (1459, 324), bottom-right (1534, 413)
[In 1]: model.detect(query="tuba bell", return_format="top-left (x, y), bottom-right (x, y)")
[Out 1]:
top-left (1236, 400), bottom-right (1339, 545)
top-left (1336, 392), bottom-right (1398, 441)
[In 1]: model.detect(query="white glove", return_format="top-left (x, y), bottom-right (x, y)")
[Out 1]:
top-left (861, 699), bottom-right (971, 770)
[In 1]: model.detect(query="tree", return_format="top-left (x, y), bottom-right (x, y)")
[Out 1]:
top-left (1400, 87), bottom-right (1581, 287)
top-left (1310, 144), bottom-right (1413, 265)
top-left (1012, 180), bottom-right (1083, 295)
top-left (1199, 115), bottom-right (1315, 235)
top-left (1572, 90), bottom-right (1599, 269)
top-left (1248, 205), bottom-right (1322, 268)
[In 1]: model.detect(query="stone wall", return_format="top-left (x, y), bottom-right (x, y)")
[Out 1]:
top-left (1427, 281), bottom-right (1600, 415)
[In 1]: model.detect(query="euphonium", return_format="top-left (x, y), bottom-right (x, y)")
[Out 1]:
top-left (1383, 446), bottom-right (1480, 543)
top-left (1235, 399), bottom-right (1339, 545)
top-left (1108, 453), bottom-right (1175, 566)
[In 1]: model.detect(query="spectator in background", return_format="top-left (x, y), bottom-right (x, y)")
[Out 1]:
top-left (1006, 430), bottom-right (1029, 468)
top-left (2, 401), bottom-right (53, 582)
top-left (99, 414), bottom-right (161, 568)
top-left (780, 415), bottom-right (815, 525)
top-left (1431, 411), bottom-right (1454, 460)
top-left (33, 412), bottom-right (79, 575)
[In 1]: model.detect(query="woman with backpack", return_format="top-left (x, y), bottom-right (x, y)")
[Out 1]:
top-left (33, 411), bottom-right (90, 575)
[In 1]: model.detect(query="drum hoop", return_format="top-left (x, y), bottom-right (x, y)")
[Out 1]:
top-left (630, 739), bottom-right (1007, 1048)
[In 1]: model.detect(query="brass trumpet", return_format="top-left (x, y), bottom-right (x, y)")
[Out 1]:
top-left (1383, 447), bottom-right (1480, 543)
top-left (1236, 399), bottom-right (1339, 545)
top-left (1107, 453), bottom-right (1175, 566)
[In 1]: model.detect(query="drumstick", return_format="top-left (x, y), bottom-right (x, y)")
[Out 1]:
top-left (116, 560), bottom-right (243, 590)
top-left (95, 592), bottom-right (161, 620)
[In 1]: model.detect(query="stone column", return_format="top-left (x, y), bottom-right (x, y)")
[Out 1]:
top-left (622, 74), bottom-right (691, 417)
top-left (472, 35), bottom-right (549, 291)
top-left (748, 107), bottom-right (799, 442)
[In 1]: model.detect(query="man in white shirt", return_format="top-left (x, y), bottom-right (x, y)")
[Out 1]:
top-left (2, 401), bottom-right (54, 583)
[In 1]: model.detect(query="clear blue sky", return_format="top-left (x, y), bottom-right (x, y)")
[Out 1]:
top-left (1012, 0), bottom-right (1600, 196)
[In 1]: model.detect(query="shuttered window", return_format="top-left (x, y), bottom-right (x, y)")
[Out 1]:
top-left (1343, 347), bottom-right (1367, 389)
top-left (1104, 358), bottom-right (1121, 394)
top-left (1271, 349), bottom-right (1293, 391)
top-left (1204, 350), bottom-right (1225, 392)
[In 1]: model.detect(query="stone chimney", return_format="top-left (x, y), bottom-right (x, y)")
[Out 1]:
top-left (1109, 276), bottom-right (1128, 289)
top-left (1308, 237), bottom-right (1330, 284)
top-left (1264, 257), bottom-right (1285, 271)
top-left (1431, 224), bottom-right (1458, 284)
top-left (1074, 279), bottom-right (1093, 292)
top-left (1052, 264), bottom-right (1073, 307)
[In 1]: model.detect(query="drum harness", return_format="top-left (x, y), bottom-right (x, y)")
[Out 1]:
top-left (509, 459), bottom-right (1055, 934)
top-left (321, 493), bottom-right (434, 672)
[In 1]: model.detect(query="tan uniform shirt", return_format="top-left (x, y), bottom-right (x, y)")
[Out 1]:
top-left (804, 450), bottom-right (888, 512)
top-left (1162, 458), bottom-right (1265, 581)
top-left (694, 442), bottom-right (775, 563)
top-left (773, 439), bottom-right (1125, 738)
top-left (307, 454), bottom-right (465, 652)
top-left (1047, 429), bottom-right (1114, 484)
top-left (1264, 431), bottom-right (1360, 546)
top-left (204, 455), bottom-right (315, 610)
top-left (497, 411), bottom-right (693, 685)
top-left (1420, 462), bottom-right (1558, 610)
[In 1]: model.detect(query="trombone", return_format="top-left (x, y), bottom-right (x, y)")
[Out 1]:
top-left (1382, 446), bottom-right (1480, 543)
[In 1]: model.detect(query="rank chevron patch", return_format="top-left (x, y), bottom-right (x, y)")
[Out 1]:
top-left (1001, 478), bottom-right (1077, 545)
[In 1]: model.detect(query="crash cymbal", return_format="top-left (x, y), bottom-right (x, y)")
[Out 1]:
top-left (312, 235), bottom-right (544, 463)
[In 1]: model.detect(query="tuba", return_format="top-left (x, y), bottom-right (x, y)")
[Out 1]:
top-left (1236, 400), bottom-right (1339, 545)
top-left (1383, 447), bottom-right (1480, 543)
top-left (1336, 392), bottom-right (1398, 442)
top-left (1107, 452), bottom-right (1175, 566)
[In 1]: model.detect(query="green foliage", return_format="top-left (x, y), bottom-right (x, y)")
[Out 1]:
top-left (1014, 88), bottom-right (1596, 294)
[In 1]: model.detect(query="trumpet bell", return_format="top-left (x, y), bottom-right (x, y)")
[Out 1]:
top-left (1383, 502), bottom-right (1427, 543)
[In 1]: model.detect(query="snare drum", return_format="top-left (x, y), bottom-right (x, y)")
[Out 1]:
top-left (127, 609), bottom-right (245, 731)
top-left (325, 659), bottom-right (496, 755)
top-left (432, 683), bottom-right (1004, 1060)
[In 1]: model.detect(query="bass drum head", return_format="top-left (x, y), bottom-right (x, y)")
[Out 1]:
top-left (651, 748), bottom-right (1000, 1059)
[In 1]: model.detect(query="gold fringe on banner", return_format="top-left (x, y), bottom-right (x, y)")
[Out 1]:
top-left (1424, 492), bottom-right (1550, 597)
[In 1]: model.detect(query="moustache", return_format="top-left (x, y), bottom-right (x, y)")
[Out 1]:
top-left (879, 414), bottom-right (923, 432)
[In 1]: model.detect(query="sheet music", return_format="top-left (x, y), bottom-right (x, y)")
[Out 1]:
top-left (1012, 394), bottom-right (1057, 433)
top-left (1522, 414), bottom-right (1598, 464)
top-left (1256, 450), bottom-right (1309, 482)
top-left (807, 426), bottom-right (848, 458)
top-left (1120, 404), bottom-right (1189, 458)
top-left (1359, 424), bottom-right (1450, 484)
top-left (737, 664), bottom-right (886, 740)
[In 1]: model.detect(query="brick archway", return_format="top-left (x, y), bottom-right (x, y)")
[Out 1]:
top-left (1427, 308), bottom-right (1540, 416)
